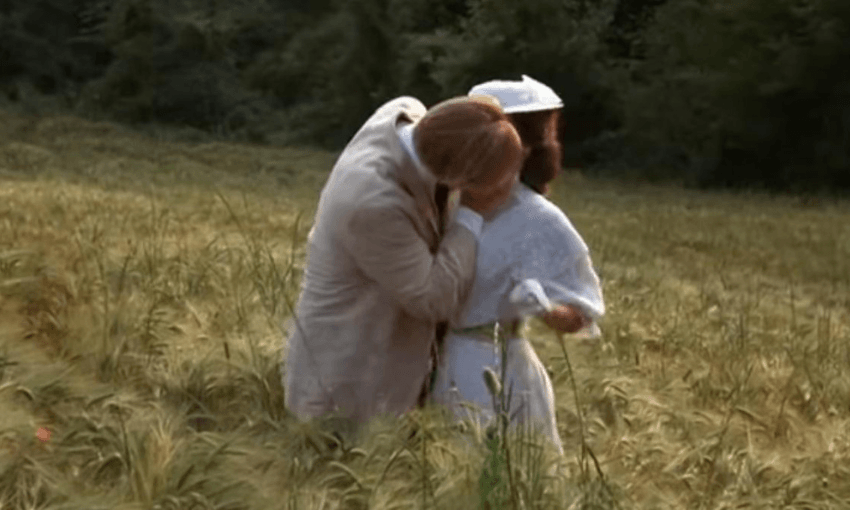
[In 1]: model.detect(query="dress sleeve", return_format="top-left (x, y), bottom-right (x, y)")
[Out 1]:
top-left (502, 220), bottom-right (604, 324)
top-left (538, 251), bottom-right (605, 320)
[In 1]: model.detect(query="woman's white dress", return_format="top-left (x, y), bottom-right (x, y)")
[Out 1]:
top-left (430, 183), bottom-right (605, 454)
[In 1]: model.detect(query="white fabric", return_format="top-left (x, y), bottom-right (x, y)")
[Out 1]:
top-left (397, 122), bottom-right (436, 190)
top-left (434, 334), bottom-right (562, 452)
top-left (459, 183), bottom-right (604, 327)
top-left (431, 183), bottom-right (604, 453)
top-left (508, 278), bottom-right (555, 316)
top-left (468, 75), bottom-right (563, 114)
top-left (454, 206), bottom-right (484, 239)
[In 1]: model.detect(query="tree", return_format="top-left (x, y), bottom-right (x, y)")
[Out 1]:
top-left (429, 0), bottom-right (620, 164)
top-left (0, 0), bottom-right (111, 108)
top-left (616, 0), bottom-right (850, 190)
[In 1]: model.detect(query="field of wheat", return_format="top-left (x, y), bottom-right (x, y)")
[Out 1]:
top-left (1, 109), bottom-right (849, 509)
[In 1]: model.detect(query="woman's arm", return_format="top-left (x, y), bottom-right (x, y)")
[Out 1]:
top-left (505, 279), bottom-right (592, 333)
top-left (537, 250), bottom-right (603, 334)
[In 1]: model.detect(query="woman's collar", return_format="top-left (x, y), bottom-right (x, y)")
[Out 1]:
top-left (517, 181), bottom-right (536, 196)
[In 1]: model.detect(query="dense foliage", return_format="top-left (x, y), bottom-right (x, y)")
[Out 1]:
top-left (1, 0), bottom-right (848, 191)
top-left (618, 0), bottom-right (850, 191)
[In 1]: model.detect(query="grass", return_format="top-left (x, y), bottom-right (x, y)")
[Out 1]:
top-left (0, 108), bottom-right (849, 509)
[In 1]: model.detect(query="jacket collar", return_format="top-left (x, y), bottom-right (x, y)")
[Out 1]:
top-left (398, 123), bottom-right (437, 192)
top-left (391, 114), bottom-right (440, 237)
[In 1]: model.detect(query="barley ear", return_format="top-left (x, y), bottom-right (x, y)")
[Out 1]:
top-left (483, 367), bottom-right (502, 398)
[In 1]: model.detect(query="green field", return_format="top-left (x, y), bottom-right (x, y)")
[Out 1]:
top-left (1, 110), bottom-right (849, 509)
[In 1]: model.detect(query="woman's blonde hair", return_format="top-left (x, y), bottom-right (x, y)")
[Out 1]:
top-left (415, 96), bottom-right (523, 187)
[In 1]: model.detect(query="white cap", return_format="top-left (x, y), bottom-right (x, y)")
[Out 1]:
top-left (468, 75), bottom-right (563, 114)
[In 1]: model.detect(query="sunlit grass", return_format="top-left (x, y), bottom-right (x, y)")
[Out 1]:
top-left (1, 108), bottom-right (849, 508)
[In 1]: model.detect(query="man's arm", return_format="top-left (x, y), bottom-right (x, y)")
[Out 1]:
top-left (346, 203), bottom-right (480, 322)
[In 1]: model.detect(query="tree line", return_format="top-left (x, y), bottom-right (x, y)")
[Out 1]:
top-left (1, 0), bottom-right (848, 192)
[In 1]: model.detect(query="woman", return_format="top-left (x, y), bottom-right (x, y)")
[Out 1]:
top-left (430, 76), bottom-right (605, 453)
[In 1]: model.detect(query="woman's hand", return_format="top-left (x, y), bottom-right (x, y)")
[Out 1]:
top-left (540, 304), bottom-right (588, 334)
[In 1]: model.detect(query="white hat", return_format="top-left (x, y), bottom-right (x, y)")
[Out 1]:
top-left (468, 75), bottom-right (563, 114)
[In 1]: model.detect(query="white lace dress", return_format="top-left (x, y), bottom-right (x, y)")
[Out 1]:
top-left (430, 183), bottom-right (605, 453)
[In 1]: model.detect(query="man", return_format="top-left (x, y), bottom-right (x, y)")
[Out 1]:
top-left (283, 95), bottom-right (524, 426)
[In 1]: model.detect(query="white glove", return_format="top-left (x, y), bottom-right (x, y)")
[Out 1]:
top-left (501, 278), bottom-right (555, 319)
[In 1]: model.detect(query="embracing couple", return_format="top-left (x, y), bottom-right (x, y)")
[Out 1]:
top-left (282, 76), bottom-right (605, 454)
